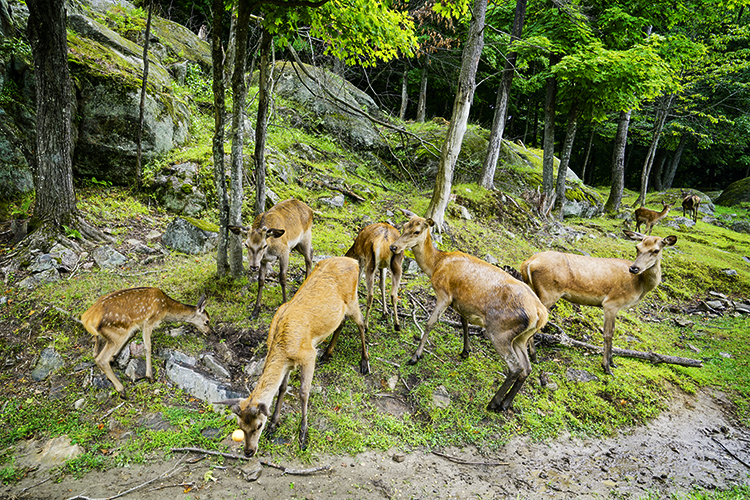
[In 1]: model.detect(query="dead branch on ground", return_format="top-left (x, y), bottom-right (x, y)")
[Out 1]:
top-left (432, 450), bottom-right (509, 467)
top-left (170, 447), bottom-right (332, 475)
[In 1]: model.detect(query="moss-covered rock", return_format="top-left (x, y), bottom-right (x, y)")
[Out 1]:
top-left (716, 177), bottom-right (750, 207)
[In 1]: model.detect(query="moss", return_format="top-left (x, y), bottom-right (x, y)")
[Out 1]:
top-left (183, 216), bottom-right (218, 233)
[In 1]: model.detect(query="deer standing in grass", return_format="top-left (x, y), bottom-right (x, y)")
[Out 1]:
top-left (634, 201), bottom-right (673, 235)
top-left (81, 287), bottom-right (210, 398)
top-left (682, 192), bottom-right (701, 223)
top-left (345, 222), bottom-right (404, 332)
top-left (230, 199), bottom-right (313, 318)
top-left (216, 257), bottom-right (369, 456)
top-left (520, 230), bottom-right (677, 375)
top-left (389, 214), bottom-right (548, 412)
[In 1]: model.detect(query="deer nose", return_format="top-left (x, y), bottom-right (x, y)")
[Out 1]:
top-left (250, 265), bottom-right (259, 272)
top-left (389, 245), bottom-right (397, 253)
top-left (244, 448), bottom-right (256, 458)
top-left (629, 265), bottom-right (640, 274)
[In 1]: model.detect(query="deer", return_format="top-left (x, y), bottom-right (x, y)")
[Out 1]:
top-left (345, 222), bottom-right (404, 332)
top-left (520, 230), bottom-right (677, 375)
top-left (634, 201), bottom-right (673, 235)
top-left (681, 192), bottom-right (701, 223)
top-left (229, 199), bottom-right (313, 318)
top-left (215, 256), bottom-right (369, 456)
top-left (388, 214), bottom-right (548, 412)
top-left (81, 287), bottom-right (210, 399)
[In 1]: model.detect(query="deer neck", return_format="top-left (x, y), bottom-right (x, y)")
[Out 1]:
top-left (249, 355), bottom-right (290, 408)
top-left (410, 231), bottom-right (441, 279)
top-left (639, 259), bottom-right (662, 295)
top-left (162, 298), bottom-right (195, 322)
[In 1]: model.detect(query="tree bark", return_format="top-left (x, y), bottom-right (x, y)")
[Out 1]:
top-left (553, 101), bottom-right (578, 217)
top-left (651, 148), bottom-right (667, 191)
top-left (580, 126), bottom-right (595, 184)
top-left (542, 58), bottom-right (558, 197)
top-left (228, 0), bottom-right (252, 278)
top-left (26, 0), bottom-right (77, 229)
top-left (212, 0), bottom-right (229, 277)
top-left (479, 0), bottom-right (526, 189)
top-left (399, 64), bottom-right (408, 121)
top-left (635, 94), bottom-right (674, 206)
top-left (604, 109), bottom-right (632, 212)
top-left (254, 27), bottom-right (273, 216)
top-left (136, 1), bottom-right (153, 191)
top-left (662, 133), bottom-right (688, 190)
top-left (416, 57), bottom-right (428, 123)
top-left (425, 0), bottom-right (486, 230)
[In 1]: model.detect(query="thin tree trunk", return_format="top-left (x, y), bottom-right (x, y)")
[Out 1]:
top-left (542, 58), bottom-right (558, 197)
top-left (228, 0), bottom-right (252, 278)
top-left (224, 7), bottom-right (237, 84)
top-left (604, 109), bottom-right (632, 212)
top-left (212, 0), bottom-right (229, 277)
top-left (254, 28), bottom-right (273, 216)
top-left (580, 126), bottom-right (595, 184)
top-left (136, 1), bottom-right (153, 191)
top-left (479, 0), bottom-right (526, 189)
top-left (662, 133), bottom-right (688, 190)
top-left (553, 102), bottom-right (578, 217)
top-left (26, 0), bottom-right (77, 229)
top-left (651, 149), bottom-right (667, 191)
top-left (416, 57), bottom-right (428, 123)
top-left (635, 94), bottom-right (674, 206)
top-left (425, 0), bottom-right (486, 230)
top-left (399, 64), bottom-right (408, 121)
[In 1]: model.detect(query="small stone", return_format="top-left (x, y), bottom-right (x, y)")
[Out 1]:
top-left (392, 453), bottom-right (406, 463)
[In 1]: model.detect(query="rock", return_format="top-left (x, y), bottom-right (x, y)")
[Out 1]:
top-left (162, 217), bottom-right (218, 255)
top-left (74, 398), bottom-right (86, 410)
top-left (202, 354), bottom-right (231, 379)
top-left (715, 177), bottom-right (750, 207)
top-left (674, 318), bottom-right (694, 327)
top-left (125, 358), bottom-right (147, 382)
top-left (31, 348), bottom-right (65, 381)
top-left (432, 385), bottom-right (451, 409)
top-left (238, 458), bottom-right (263, 482)
top-left (137, 412), bottom-right (176, 431)
top-left (15, 436), bottom-right (85, 471)
top-left (387, 375), bottom-right (399, 391)
top-left (92, 245), bottom-right (128, 268)
top-left (319, 194), bottom-right (345, 208)
top-left (18, 268), bottom-right (60, 289)
top-left (392, 453), bottom-right (406, 463)
top-left (50, 243), bottom-right (80, 270)
top-left (244, 358), bottom-right (265, 378)
top-left (402, 258), bottom-right (420, 275)
top-left (566, 368), bottom-right (599, 383)
top-left (722, 269), bottom-right (738, 276)
top-left (151, 162), bottom-right (207, 216)
top-left (165, 355), bottom-right (246, 408)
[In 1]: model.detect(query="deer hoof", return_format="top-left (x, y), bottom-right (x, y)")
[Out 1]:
top-left (459, 349), bottom-right (470, 359)
top-left (359, 359), bottom-right (371, 375)
top-left (394, 323), bottom-right (401, 332)
top-left (407, 354), bottom-right (421, 365)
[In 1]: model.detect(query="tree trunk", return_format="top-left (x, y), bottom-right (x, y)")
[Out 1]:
top-left (635, 94), bottom-right (674, 206)
top-left (604, 109), bottom-right (632, 212)
top-left (212, 0), bottom-right (229, 277)
top-left (580, 126), bottom-right (595, 184)
top-left (228, 0), bottom-right (252, 278)
top-left (254, 28), bottom-right (273, 216)
top-left (26, 0), bottom-right (77, 229)
top-left (479, 0), bottom-right (527, 190)
top-left (425, 0), bottom-right (486, 230)
top-left (553, 102), bottom-right (578, 217)
top-left (651, 149), bottom-right (667, 191)
top-left (416, 57), bottom-right (428, 123)
top-left (542, 58), bottom-right (558, 197)
top-left (224, 6), bottom-right (237, 84)
top-left (136, 1), bottom-right (153, 191)
top-left (663, 133), bottom-right (688, 190)
top-left (399, 64), bottom-right (408, 121)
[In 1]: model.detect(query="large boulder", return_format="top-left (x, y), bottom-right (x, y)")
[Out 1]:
top-left (715, 177), bottom-right (750, 207)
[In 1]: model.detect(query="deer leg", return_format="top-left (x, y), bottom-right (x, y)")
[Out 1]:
top-left (94, 329), bottom-right (129, 398)
top-left (297, 232), bottom-right (313, 278)
top-left (487, 328), bottom-right (530, 412)
top-left (379, 267), bottom-right (388, 317)
top-left (409, 293), bottom-right (450, 365)
top-left (252, 263), bottom-right (268, 319)
top-left (390, 254), bottom-right (403, 332)
top-left (364, 261), bottom-right (376, 331)
top-left (267, 370), bottom-right (291, 435)
top-left (142, 325), bottom-right (154, 382)
top-left (347, 299), bottom-right (370, 375)
top-left (459, 315), bottom-right (470, 359)
top-left (320, 322), bottom-right (345, 364)
top-left (601, 308), bottom-right (618, 375)
top-left (297, 356), bottom-right (316, 451)
top-left (278, 254), bottom-right (290, 303)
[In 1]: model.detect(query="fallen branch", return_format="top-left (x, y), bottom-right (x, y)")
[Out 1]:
top-left (535, 329), bottom-right (702, 368)
top-left (310, 179), bottom-right (365, 203)
top-left (100, 402), bottom-right (126, 422)
top-left (170, 447), bottom-right (331, 475)
top-left (65, 458), bottom-right (185, 500)
top-left (712, 437), bottom-right (750, 470)
top-left (432, 450), bottom-right (509, 467)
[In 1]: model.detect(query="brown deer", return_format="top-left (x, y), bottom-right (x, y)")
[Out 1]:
top-left (345, 222), bottom-right (404, 332)
top-left (389, 215), bottom-right (548, 412)
top-left (230, 199), bottom-right (313, 318)
top-left (81, 287), bottom-right (210, 398)
top-left (634, 201), bottom-right (673, 235)
top-left (216, 257), bottom-right (369, 456)
top-left (520, 230), bottom-right (677, 375)
top-left (681, 192), bottom-right (701, 223)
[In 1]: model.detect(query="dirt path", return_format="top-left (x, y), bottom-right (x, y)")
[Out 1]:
top-left (4, 389), bottom-right (749, 500)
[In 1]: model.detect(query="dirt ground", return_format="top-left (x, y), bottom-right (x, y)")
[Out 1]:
top-left (3, 388), bottom-right (749, 500)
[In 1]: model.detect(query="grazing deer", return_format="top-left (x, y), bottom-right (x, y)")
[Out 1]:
top-left (389, 215), bottom-right (548, 412)
top-left (216, 257), bottom-right (369, 456)
top-left (345, 222), bottom-right (404, 331)
top-left (681, 192), bottom-right (701, 223)
top-left (81, 287), bottom-right (210, 398)
top-left (634, 201), bottom-right (673, 235)
top-left (230, 199), bottom-right (313, 318)
top-left (520, 230), bottom-right (677, 375)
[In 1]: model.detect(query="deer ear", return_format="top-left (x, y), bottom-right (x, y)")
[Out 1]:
top-left (623, 230), bottom-right (645, 241)
top-left (426, 218), bottom-right (435, 228)
top-left (214, 398), bottom-right (243, 415)
top-left (196, 294), bottom-right (207, 311)
top-left (258, 402), bottom-right (270, 417)
top-left (663, 235), bottom-right (678, 246)
top-left (268, 228), bottom-right (285, 239)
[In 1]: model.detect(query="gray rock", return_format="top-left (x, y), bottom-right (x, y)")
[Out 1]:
top-left (320, 194), bottom-right (345, 208)
top-left (402, 257), bottom-right (420, 275)
top-left (31, 348), bottom-right (65, 381)
top-left (162, 217), bottom-right (218, 255)
top-left (92, 245), bottom-right (128, 268)
top-left (151, 162), bottom-right (207, 216)
top-left (239, 458), bottom-right (263, 482)
top-left (14, 436), bottom-right (85, 471)
top-left (125, 358), bottom-right (147, 382)
top-left (50, 243), bottom-right (80, 270)
top-left (165, 357), bottom-right (246, 408)
top-left (29, 254), bottom-right (58, 273)
top-left (202, 354), bottom-right (232, 380)
top-left (566, 368), bottom-right (599, 383)
top-left (432, 385), bottom-right (451, 409)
